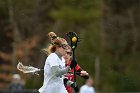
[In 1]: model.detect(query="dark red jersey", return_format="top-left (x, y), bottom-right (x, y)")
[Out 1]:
top-left (64, 61), bottom-right (81, 93)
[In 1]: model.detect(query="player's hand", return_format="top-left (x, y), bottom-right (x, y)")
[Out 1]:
top-left (80, 71), bottom-right (88, 76)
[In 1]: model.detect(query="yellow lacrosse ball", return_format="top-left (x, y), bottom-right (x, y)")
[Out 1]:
top-left (72, 37), bottom-right (77, 43)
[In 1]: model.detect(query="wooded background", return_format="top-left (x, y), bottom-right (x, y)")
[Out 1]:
top-left (0, 0), bottom-right (139, 92)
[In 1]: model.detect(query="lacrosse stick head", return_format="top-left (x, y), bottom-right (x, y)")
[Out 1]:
top-left (66, 32), bottom-right (79, 50)
top-left (17, 62), bottom-right (41, 75)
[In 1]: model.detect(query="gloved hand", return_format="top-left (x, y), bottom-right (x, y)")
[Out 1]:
top-left (70, 59), bottom-right (77, 69)
top-left (71, 83), bottom-right (79, 92)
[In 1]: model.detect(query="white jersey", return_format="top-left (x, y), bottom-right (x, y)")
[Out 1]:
top-left (39, 53), bottom-right (68, 93)
top-left (80, 85), bottom-right (95, 93)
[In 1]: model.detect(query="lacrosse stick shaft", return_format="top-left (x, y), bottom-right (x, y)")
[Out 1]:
top-left (72, 48), bottom-right (78, 93)
top-left (67, 32), bottom-right (79, 93)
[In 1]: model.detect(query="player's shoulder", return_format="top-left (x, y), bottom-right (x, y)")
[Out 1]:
top-left (49, 53), bottom-right (56, 56)
top-left (46, 53), bottom-right (57, 63)
top-left (48, 53), bottom-right (57, 59)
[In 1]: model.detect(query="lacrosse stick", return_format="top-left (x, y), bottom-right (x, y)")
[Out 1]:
top-left (67, 32), bottom-right (79, 93)
top-left (17, 62), bottom-right (43, 76)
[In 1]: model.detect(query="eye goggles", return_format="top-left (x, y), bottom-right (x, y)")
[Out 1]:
top-left (66, 51), bottom-right (72, 56)
top-left (59, 44), bottom-right (69, 50)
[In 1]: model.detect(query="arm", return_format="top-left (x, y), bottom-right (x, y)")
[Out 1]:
top-left (50, 59), bottom-right (77, 77)
top-left (75, 64), bottom-right (89, 79)
top-left (68, 62), bottom-right (89, 79)
top-left (51, 66), bottom-right (71, 77)
top-left (48, 54), bottom-right (77, 77)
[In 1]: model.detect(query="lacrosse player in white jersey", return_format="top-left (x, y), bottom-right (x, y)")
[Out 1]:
top-left (39, 32), bottom-right (77, 93)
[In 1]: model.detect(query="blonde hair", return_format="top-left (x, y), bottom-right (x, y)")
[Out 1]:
top-left (41, 32), bottom-right (68, 55)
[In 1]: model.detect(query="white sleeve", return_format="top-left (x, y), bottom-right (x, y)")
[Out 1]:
top-left (51, 66), bottom-right (70, 77)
